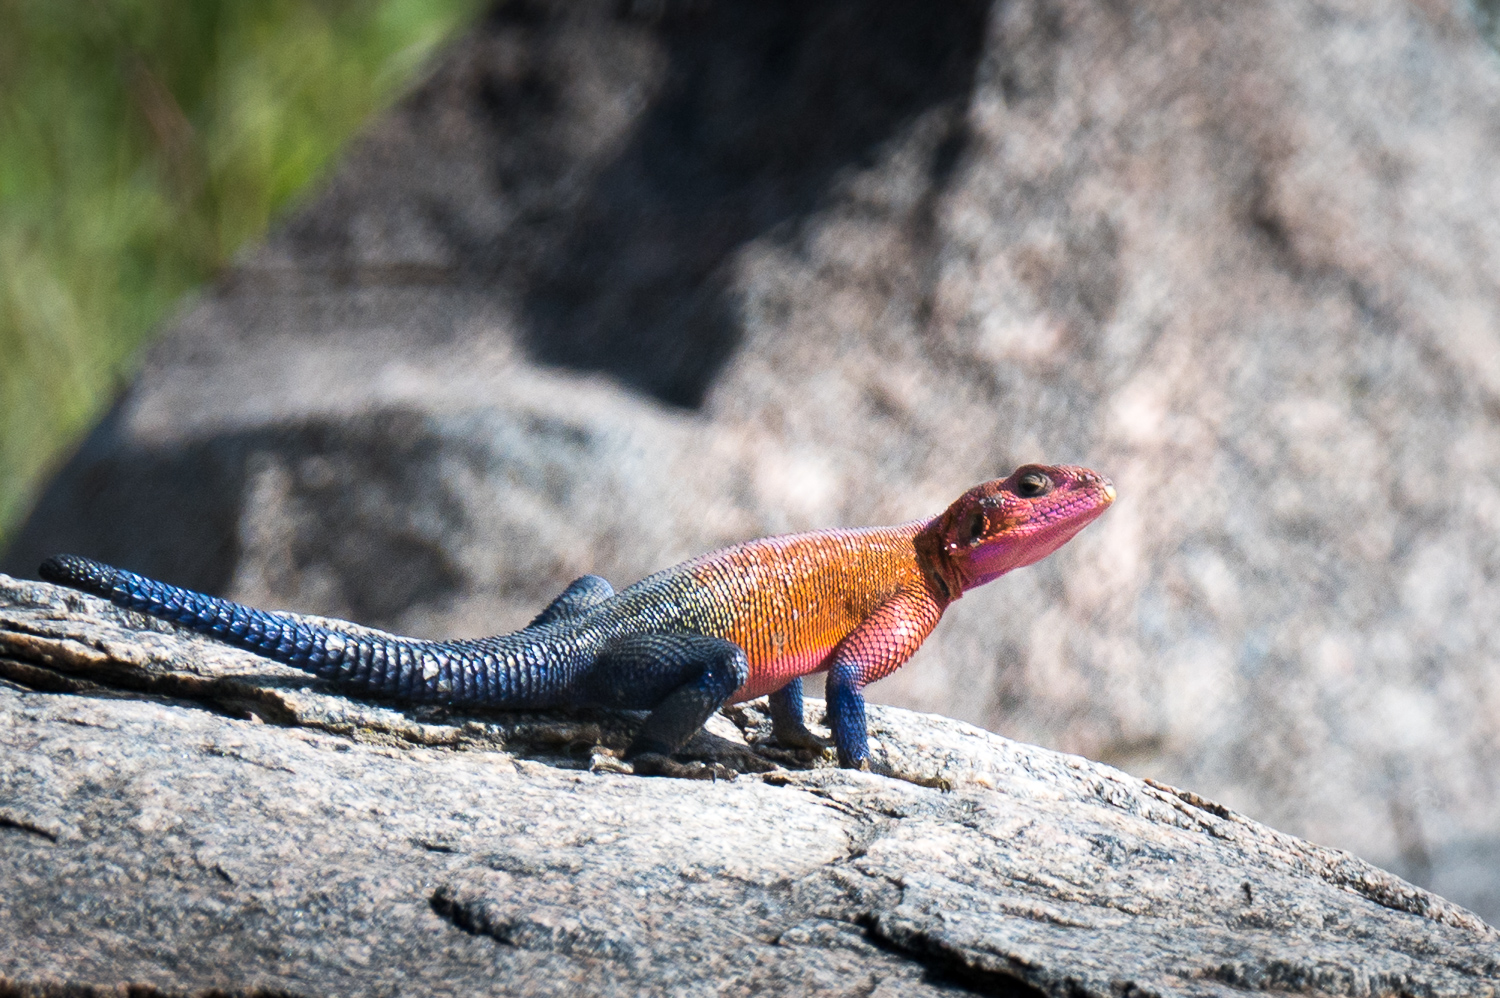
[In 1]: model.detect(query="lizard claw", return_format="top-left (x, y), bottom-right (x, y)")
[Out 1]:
top-left (629, 752), bottom-right (739, 782)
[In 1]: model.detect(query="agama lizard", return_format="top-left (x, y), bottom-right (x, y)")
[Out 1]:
top-left (39, 464), bottom-right (1114, 770)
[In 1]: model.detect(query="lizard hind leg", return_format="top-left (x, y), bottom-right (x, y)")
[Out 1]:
top-left (524, 575), bottom-right (616, 629)
top-left (585, 633), bottom-right (748, 761)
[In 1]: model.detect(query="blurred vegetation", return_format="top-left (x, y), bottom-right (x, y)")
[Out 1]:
top-left (0, 0), bottom-right (484, 546)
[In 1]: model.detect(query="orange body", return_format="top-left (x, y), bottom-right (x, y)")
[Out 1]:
top-left (675, 524), bottom-right (943, 701)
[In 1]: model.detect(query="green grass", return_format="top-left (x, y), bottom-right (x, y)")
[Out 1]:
top-left (0, 0), bottom-right (484, 546)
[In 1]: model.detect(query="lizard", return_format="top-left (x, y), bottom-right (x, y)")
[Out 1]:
top-left (39, 463), bottom-right (1114, 772)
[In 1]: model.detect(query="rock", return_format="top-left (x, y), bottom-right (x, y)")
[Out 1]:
top-left (7, 0), bottom-right (1500, 923)
top-left (2, 574), bottom-right (1496, 997)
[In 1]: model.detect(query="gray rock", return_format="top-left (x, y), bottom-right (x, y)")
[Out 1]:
top-left (2, 574), bottom-right (1496, 997)
top-left (7, 0), bottom-right (1500, 924)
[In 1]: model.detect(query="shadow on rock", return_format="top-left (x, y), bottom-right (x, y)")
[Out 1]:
top-left (516, 0), bottom-right (989, 407)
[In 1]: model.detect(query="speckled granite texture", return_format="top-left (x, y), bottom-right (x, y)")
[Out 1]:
top-left (1, 575), bottom-right (1496, 996)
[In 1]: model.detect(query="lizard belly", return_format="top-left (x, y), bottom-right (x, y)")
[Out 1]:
top-left (729, 629), bottom-right (838, 702)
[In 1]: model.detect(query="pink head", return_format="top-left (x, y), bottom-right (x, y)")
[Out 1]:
top-left (915, 465), bottom-right (1115, 599)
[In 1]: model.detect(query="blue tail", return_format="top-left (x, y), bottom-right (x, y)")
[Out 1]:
top-left (42, 554), bottom-right (336, 664)
top-left (40, 555), bottom-right (589, 709)
top-left (39, 554), bottom-right (443, 700)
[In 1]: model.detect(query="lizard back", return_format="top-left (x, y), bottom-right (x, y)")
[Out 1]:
top-left (593, 522), bottom-right (938, 701)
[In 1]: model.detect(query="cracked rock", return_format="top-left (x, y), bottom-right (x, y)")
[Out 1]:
top-left (1, 575), bottom-right (1495, 997)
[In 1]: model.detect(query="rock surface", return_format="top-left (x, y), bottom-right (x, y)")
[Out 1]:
top-left (2, 574), bottom-right (1496, 997)
top-left (7, 0), bottom-right (1500, 923)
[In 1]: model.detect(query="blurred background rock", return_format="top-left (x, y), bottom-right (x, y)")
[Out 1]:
top-left (4, 0), bottom-right (1500, 923)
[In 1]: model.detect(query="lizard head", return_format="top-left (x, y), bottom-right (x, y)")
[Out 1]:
top-left (916, 464), bottom-right (1115, 598)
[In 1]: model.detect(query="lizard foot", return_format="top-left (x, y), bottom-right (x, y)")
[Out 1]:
top-left (589, 750), bottom-right (634, 775)
top-left (628, 752), bottom-right (739, 782)
top-left (751, 724), bottom-right (833, 767)
top-left (771, 724), bottom-right (833, 754)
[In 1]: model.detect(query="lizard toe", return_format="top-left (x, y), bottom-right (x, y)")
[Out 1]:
top-left (629, 752), bottom-right (739, 782)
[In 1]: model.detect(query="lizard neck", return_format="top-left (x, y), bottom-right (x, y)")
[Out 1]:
top-left (912, 516), bottom-right (964, 605)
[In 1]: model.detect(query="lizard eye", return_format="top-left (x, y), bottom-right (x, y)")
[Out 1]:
top-left (1016, 470), bottom-right (1054, 498)
top-left (965, 510), bottom-right (988, 544)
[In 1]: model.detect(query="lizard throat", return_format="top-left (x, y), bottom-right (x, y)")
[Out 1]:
top-left (913, 520), bottom-right (964, 604)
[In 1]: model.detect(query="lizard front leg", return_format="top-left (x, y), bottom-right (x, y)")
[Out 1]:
top-left (767, 678), bottom-right (831, 752)
top-left (823, 590), bottom-right (943, 769)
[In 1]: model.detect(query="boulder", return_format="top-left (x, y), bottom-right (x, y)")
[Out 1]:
top-left (7, 0), bottom-right (1500, 922)
top-left (2, 575), bottom-right (1496, 997)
